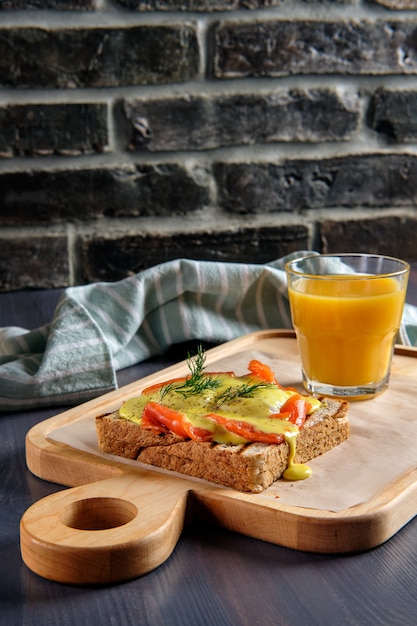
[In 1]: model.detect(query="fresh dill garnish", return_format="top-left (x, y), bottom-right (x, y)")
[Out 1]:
top-left (214, 380), bottom-right (274, 406)
top-left (186, 344), bottom-right (206, 380)
top-left (159, 345), bottom-right (222, 399)
top-left (177, 375), bottom-right (222, 398)
top-left (159, 381), bottom-right (177, 400)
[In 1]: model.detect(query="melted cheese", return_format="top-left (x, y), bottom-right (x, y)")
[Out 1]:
top-left (120, 372), bottom-right (321, 481)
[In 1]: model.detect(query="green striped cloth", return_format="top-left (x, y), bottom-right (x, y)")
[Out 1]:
top-left (1, 253), bottom-right (417, 411)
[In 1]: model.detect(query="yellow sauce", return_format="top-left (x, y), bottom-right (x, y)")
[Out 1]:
top-left (283, 430), bottom-right (312, 481)
top-left (120, 372), bottom-right (320, 481)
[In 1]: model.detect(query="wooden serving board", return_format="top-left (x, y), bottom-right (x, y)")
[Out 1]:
top-left (21, 330), bottom-right (417, 585)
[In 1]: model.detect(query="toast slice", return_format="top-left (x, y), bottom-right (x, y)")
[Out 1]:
top-left (96, 397), bottom-right (349, 493)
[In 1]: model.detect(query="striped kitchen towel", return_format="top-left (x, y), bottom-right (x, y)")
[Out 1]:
top-left (1, 253), bottom-right (416, 411)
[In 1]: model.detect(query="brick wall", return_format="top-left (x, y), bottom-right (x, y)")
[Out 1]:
top-left (1, 0), bottom-right (417, 291)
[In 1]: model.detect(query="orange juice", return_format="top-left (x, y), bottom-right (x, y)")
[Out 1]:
top-left (288, 275), bottom-right (407, 389)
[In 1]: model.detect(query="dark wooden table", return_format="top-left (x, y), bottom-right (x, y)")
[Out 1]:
top-left (2, 264), bottom-right (417, 626)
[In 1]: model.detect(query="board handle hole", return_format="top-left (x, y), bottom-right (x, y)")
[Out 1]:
top-left (60, 497), bottom-right (138, 531)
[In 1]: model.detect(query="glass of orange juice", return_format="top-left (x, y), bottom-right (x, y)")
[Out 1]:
top-left (285, 254), bottom-right (409, 400)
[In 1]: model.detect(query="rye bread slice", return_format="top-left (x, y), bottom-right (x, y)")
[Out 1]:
top-left (95, 397), bottom-right (349, 493)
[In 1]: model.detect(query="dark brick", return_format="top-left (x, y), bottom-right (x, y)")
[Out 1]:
top-left (0, 234), bottom-right (69, 291)
top-left (0, 164), bottom-right (212, 225)
top-left (369, 88), bottom-right (417, 142)
top-left (0, 103), bottom-right (109, 158)
top-left (79, 225), bottom-right (309, 283)
top-left (320, 215), bottom-right (417, 262)
top-left (214, 154), bottom-right (417, 214)
top-left (124, 89), bottom-right (359, 152)
top-left (213, 20), bottom-right (417, 78)
top-left (0, 0), bottom-right (96, 8)
top-left (114, 0), bottom-right (279, 11)
top-left (0, 26), bottom-right (199, 89)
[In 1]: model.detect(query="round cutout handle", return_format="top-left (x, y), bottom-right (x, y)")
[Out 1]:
top-left (20, 471), bottom-right (190, 584)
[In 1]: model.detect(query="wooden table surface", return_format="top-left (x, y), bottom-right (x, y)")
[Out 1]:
top-left (1, 263), bottom-right (417, 626)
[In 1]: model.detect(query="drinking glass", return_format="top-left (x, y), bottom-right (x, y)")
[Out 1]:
top-left (285, 254), bottom-right (410, 400)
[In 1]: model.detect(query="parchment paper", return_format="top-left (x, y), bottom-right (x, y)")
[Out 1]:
top-left (48, 348), bottom-right (417, 512)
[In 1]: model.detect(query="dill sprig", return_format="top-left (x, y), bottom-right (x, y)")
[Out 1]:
top-left (160, 345), bottom-right (222, 399)
top-left (214, 380), bottom-right (274, 406)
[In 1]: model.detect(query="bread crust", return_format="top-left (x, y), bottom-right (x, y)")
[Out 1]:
top-left (95, 397), bottom-right (349, 493)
